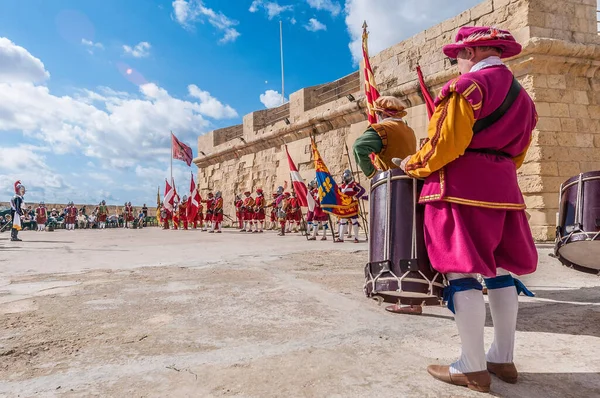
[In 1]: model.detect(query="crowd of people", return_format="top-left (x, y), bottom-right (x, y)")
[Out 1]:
top-left (3, 194), bottom-right (152, 239)
top-left (157, 170), bottom-right (368, 242)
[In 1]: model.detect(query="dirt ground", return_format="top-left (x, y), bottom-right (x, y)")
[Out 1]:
top-left (0, 228), bottom-right (599, 398)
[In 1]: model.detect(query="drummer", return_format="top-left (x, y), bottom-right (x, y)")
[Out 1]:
top-left (352, 95), bottom-right (421, 315)
top-left (353, 96), bottom-right (416, 178)
top-left (396, 27), bottom-right (537, 392)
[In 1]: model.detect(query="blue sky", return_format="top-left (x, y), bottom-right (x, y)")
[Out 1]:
top-left (0, 0), bottom-right (481, 205)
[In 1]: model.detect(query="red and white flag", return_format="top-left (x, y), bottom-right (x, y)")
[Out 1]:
top-left (171, 132), bottom-right (193, 166)
top-left (164, 179), bottom-right (175, 212)
top-left (285, 145), bottom-right (314, 209)
top-left (172, 178), bottom-right (180, 203)
top-left (188, 173), bottom-right (201, 223)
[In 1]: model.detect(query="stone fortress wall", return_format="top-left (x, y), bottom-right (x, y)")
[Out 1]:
top-left (194, 0), bottom-right (600, 242)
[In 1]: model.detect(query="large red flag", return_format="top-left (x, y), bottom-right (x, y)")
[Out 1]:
top-left (285, 145), bottom-right (313, 208)
top-left (362, 21), bottom-right (380, 125)
top-left (188, 173), bottom-right (201, 223)
top-left (172, 178), bottom-right (180, 203)
top-left (171, 132), bottom-right (193, 166)
top-left (164, 179), bottom-right (175, 212)
top-left (416, 65), bottom-right (435, 119)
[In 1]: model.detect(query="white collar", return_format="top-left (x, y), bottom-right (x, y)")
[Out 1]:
top-left (470, 56), bottom-right (504, 73)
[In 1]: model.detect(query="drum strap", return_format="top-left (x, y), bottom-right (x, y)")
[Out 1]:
top-left (472, 77), bottom-right (522, 134)
top-left (465, 148), bottom-right (512, 158)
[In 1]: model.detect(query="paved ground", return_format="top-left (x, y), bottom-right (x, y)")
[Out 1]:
top-left (0, 228), bottom-right (599, 398)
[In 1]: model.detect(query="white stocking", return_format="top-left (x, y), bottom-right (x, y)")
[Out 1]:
top-left (353, 222), bottom-right (359, 239)
top-left (486, 269), bottom-right (518, 364)
top-left (447, 273), bottom-right (487, 374)
top-left (338, 220), bottom-right (347, 241)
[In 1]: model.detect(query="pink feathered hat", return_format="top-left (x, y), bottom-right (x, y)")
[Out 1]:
top-left (443, 26), bottom-right (522, 59)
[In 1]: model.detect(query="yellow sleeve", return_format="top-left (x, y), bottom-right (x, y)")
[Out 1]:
top-left (512, 136), bottom-right (532, 170)
top-left (405, 93), bottom-right (475, 179)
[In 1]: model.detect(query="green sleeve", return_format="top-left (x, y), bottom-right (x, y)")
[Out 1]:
top-left (353, 128), bottom-right (383, 178)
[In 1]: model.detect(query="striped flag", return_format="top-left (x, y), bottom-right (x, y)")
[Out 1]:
top-left (416, 65), bottom-right (435, 119)
top-left (188, 173), bottom-right (201, 223)
top-left (362, 21), bottom-right (380, 124)
top-left (164, 179), bottom-right (175, 212)
top-left (311, 139), bottom-right (360, 218)
top-left (285, 145), bottom-right (313, 208)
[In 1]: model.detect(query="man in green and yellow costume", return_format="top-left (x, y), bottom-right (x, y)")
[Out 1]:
top-left (353, 96), bottom-right (417, 178)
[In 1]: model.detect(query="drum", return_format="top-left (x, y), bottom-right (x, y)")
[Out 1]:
top-left (364, 169), bottom-right (445, 306)
top-left (555, 171), bottom-right (600, 273)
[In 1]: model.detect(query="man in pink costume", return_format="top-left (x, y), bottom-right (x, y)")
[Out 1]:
top-left (396, 27), bottom-right (538, 392)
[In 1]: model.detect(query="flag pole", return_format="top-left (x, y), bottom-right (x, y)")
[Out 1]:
top-left (170, 131), bottom-right (173, 183)
top-left (280, 20), bottom-right (285, 105)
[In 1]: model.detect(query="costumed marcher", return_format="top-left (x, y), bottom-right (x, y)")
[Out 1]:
top-left (234, 195), bottom-right (244, 230)
top-left (36, 202), bottom-right (47, 232)
top-left (336, 170), bottom-right (366, 243)
top-left (210, 191), bottom-right (224, 233)
top-left (307, 180), bottom-right (329, 241)
top-left (66, 202), bottom-right (78, 230)
top-left (242, 191), bottom-right (255, 233)
top-left (172, 198), bottom-right (180, 230)
top-left (122, 202), bottom-right (129, 228)
top-left (10, 181), bottom-right (25, 241)
top-left (204, 193), bottom-right (214, 231)
top-left (160, 204), bottom-right (171, 230)
top-left (288, 191), bottom-right (302, 233)
top-left (268, 193), bottom-right (278, 230)
top-left (196, 202), bottom-right (204, 230)
top-left (98, 200), bottom-right (108, 229)
top-left (253, 189), bottom-right (266, 233)
top-left (274, 187), bottom-right (288, 236)
top-left (179, 196), bottom-right (189, 230)
top-left (395, 27), bottom-right (537, 392)
top-left (353, 95), bottom-right (421, 314)
top-left (127, 202), bottom-right (134, 227)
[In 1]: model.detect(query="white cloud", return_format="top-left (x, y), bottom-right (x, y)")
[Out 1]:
top-left (81, 38), bottom-right (104, 54)
top-left (0, 146), bottom-right (73, 203)
top-left (344, 0), bottom-right (482, 64)
top-left (290, 17), bottom-right (297, 25)
top-left (307, 0), bottom-right (341, 16)
top-left (123, 41), bottom-right (151, 58)
top-left (0, 38), bottom-right (238, 185)
top-left (172, 0), bottom-right (240, 43)
top-left (260, 90), bottom-right (286, 108)
top-left (305, 18), bottom-right (327, 32)
top-left (249, 1), bottom-right (294, 20)
top-left (88, 172), bottom-right (113, 184)
top-left (0, 37), bottom-right (49, 83)
top-left (188, 85), bottom-right (238, 119)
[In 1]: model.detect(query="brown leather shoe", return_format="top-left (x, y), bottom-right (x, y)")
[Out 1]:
top-left (385, 304), bottom-right (423, 315)
top-left (487, 362), bottom-right (518, 384)
top-left (427, 365), bottom-right (491, 393)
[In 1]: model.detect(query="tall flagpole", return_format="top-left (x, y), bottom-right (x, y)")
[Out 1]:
top-left (170, 131), bottom-right (173, 183)
top-left (280, 20), bottom-right (285, 105)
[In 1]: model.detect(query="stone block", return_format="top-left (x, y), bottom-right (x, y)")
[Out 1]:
top-left (536, 117), bottom-right (561, 132)
top-left (580, 161), bottom-right (600, 172)
top-left (560, 118), bottom-right (578, 132)
top-left (587, 105), bottom-right (600, 120)
top-left (572, 91), bottom-right (590, 105)
top-left (535, 102), bottom-right (551, 117)
top-left (523, 192), bottom-right (559, 209)
top-left (556, 132), bottom-right (594, 147)
top-left (569, 104), bottom-right (590, 118)
top-left (557, 161), bottom-right (581, 176)
top-left (470, 1), bottom-right (493, 20)
top-left (546, 75), bottom-right (567, 89)
top-left (493, 0), bottom-right (512, 10)
top-left (595, 135), bottom-right (600, 148)
top-left (549, 103), bottom-right (570, 118)
top-left (531, 131), bottom-right (558, 146)
top-left (527, 208), bottom-right (560, 226)
top-left (530, 225), bottom-right (556, 242)
top-left (518, 161), bottom-right (558, 176)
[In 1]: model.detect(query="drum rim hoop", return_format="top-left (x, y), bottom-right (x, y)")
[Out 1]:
top-left (370, 175), bottom-right (414, 190)
top-left (560, 175), bottom-right (600, 193)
